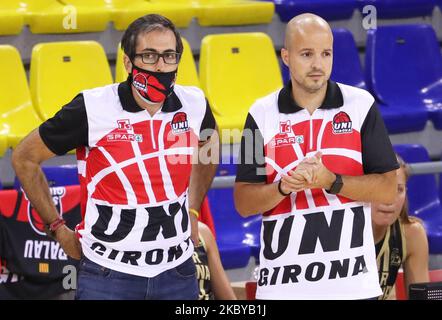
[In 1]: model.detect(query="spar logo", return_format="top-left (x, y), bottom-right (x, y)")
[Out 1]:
top-left (171, 112), bottom-right (189, 135)
top-left (26, 187), bottom-right (66, 236)
top-left (332, 111), bottom-right (353, 134)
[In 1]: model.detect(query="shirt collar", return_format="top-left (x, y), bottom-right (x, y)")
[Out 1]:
top-left (117, 77), bottom-right (183, 113)
top-left (277, 80), bottom-right (344, 114)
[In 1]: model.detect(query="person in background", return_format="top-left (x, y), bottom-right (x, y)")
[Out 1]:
top-left (372, 154), bottom-right (429, 300)
top-left (193, 221), bottom-right (236, 300)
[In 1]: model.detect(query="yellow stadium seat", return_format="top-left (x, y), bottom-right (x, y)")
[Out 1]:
top-left (115, 45), bottom-right (128, 83)
top-left (0, 45), bottom-right (42, 152)
top-left (22, 0), bottom-right (110, 34)
top-left (111, 0), bottom-right (195, 30)
top-left (0, 136), bottom-right (7, 157)
top-left (155, 0), bottom-right (274, 26)
top-left (0, 1), bottom-right (24, 35)
top-left (199, 33), bottom-right (282, 144)
top-left (195, 0), bottom-right (274, 26)
top-left (115, 37), bottom-right (200, 87)
top-left (30, 41), bottom-right (113, 120)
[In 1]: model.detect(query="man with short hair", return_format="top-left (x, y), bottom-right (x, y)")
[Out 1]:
top-left (12, 14), bottom-right (219, 300)
top-left (234, 13), bottom-right (398, 299)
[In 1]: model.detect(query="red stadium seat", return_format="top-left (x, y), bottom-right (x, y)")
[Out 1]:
top-left (245, 281), bottom-right (257, 300)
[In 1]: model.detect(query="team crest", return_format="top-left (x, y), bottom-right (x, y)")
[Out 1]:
top-left (390, 248), bottom-right (402, 267)
top-left (171, 112), bottom-right (190, 134)
top-left (332, 111), bottom-right (353, 134)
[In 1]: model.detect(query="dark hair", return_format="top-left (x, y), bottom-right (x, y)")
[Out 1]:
top-left (121, 14), bottom-right (183, 61)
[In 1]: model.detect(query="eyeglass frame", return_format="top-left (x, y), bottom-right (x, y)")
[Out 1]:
top-left (133, 51), bottom-right (182, 65)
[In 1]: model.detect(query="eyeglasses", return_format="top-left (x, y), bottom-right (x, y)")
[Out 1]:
top-left (134, 51), bottom-right (181, 65)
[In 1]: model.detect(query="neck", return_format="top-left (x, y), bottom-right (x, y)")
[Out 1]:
top-left (291, 80), bottom-right (328, 115)
top-left (131, 85), bottom-right (163, 116)
top-left (372, 223), bottom-right (388, 244)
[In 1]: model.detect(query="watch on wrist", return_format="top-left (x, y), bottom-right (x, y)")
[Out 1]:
top-left (278, 180), bottom-right (292, 197)
top-left (44, 217), bottom-right (66, 239)
top-left (326, 174), bottom-right (343, 195)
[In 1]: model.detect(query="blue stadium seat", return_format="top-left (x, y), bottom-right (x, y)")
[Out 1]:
top-left (206, 153), bottom-right (255, 269)
top-left (273, 0), bottom-right (357, 22)
top-left (14, 165), bottom-right (79, 189)
top-left (330, 28), bottom-right (366, 89)
top-left (358, 0), bottom-right (436, 19)
top-left (440, 151), bottom-right (442, 204)
top-left (245, 215), bottom-right (262, 263)
top-left (281, 28), bottom-right (366, 90)
top-left (365, 25), bottom-right (433, 134)
top-left (394, 144), bottom-right (442, 254)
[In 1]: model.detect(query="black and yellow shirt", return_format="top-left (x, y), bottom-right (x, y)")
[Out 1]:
top-left (192, 236), bottom-right (214, 300)
top-left (375, 220), bottom-right (406, 300)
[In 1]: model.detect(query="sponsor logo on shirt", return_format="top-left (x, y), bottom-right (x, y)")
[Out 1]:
top-left (279, 120), bottom-right (292, 134)
top-left (106, 133), bottom-right (143, 143)
top-left (270, 121), bottom-right (304, 147)
top-left (117, 119), bottom-right (132, 130)
top-left (107, 119), bottom-right (143, 142)
top-left (270, 136), bottom-right (304, 148)
top-left (332, 111), bottom-right (353, 134)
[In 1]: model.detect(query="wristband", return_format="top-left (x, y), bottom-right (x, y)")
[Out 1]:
top-left (44, 217), bottom-right (66, 239)
top-left (278, 180), bottom-right (292, 197)
top-left (189, 208), bottom-right (200, 219)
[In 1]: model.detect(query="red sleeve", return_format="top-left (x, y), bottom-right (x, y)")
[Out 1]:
top-left (198, 196), bottom-right (216, 238)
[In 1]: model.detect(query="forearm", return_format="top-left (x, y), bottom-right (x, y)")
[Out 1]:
top-left (339, 171), bottom-right (397, 203)
top-left (12, 157), bottom-right (59, 223)
top-left (188, 131), bottom-right (219, 210)
top-left (188, 162), bottom-right (218, 210)
top-left (234, 182), bottom-right (286, 217)
top-left (12, 130), bottom-right (60, 224)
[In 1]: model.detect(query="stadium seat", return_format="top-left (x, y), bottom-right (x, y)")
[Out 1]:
top-left (281, 28), bottom-right (366, 89)
top-left (0, 45), bottom-right (42, 152)
top-left (115, 37), bottom-right (200, 87)
top-left (365, 25), bottom-right (434, 134)
top-left (273, 0), bottom-right (357, 22)
top-left (0, 1), bottom-right (24, 35)
top-left (330, 28), bottom-right (366, 89)
top-left (395, 269), bottom-right (442, 300)
top-left (199, 32), bottom-right (283, 144)
top-left (0, 137), bottom-right (6, 157)
top-left (245, 280), bottom-right (257, 299)
top-left (14, 165), bottom-right (79, 189)
top-left (192, 0), bottom-right (274, 26)
top-left (206, 153), bottom-right (254, 269)
top-left (22, 0), bottom-right (110, 34)
top-left (394, 144), bottom-right (442, 254)
top-left (30, 41), bottom-right (113, 121)
top-left (358, 0), bottom-right (436, 19)
top-left (111, 0), bottom-right (195, 30)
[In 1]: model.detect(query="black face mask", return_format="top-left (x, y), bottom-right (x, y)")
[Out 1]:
top-left (130, 64), bottom-right (177, 104)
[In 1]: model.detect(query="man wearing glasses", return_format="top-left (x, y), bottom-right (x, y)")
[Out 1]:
top-left (12, 14), bottom-right (219, 300)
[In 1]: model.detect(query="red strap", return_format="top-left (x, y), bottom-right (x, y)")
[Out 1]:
top-left (49, 217), bottom-right (66, 231)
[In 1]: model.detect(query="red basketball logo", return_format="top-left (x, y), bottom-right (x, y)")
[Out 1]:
top-left (171, 112), bottom-right (189, 134)
top-left (332, 111), bottom-right (352, 134)
top-left (133, 70), bottom-right (166, 102)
